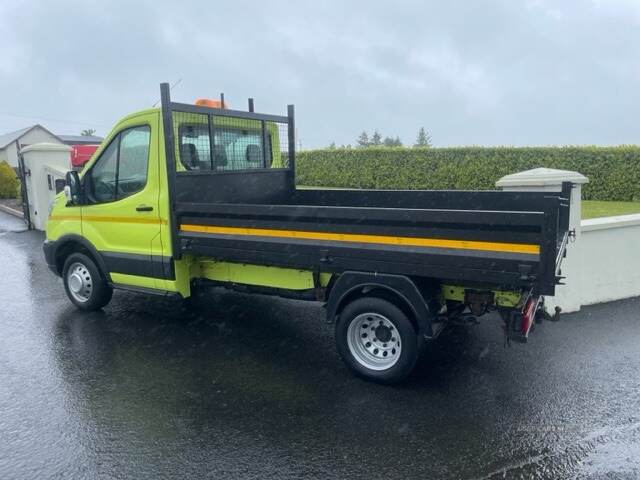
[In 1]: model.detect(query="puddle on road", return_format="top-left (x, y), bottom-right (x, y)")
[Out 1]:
top-left (472, 420), bottom-right (640, 479)
top-left (577, 421), bottom-right (640, 478)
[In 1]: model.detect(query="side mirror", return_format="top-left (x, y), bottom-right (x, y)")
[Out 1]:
top-left (64, 170), bottom-right (81, 205)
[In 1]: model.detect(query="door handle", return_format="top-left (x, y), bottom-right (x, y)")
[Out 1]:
top-left (136, 204), bottom-right (153, 212)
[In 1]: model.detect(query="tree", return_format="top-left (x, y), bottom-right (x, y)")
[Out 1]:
top-left (414, 127), bottom-right (432, 148)
top-left (357, 131), bottom-right (370, 148)
top-left (383, 136), bottom-right (402, 147)
top-left (328, 142), bottom-right (336, 149)
top-left (370, 130), bottom-right (382, 146)
top-left (81, 129), bottom-right (96, 136)
top-left (383, 136), bottom-right (403, 147)
top-left (0, 161), bottom-right (19, 199)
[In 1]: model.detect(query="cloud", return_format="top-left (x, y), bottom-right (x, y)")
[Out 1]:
top-left (0, 0), bottom-right (638, 147)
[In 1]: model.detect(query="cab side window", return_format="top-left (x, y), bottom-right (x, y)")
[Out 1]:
top-left (117, 127), bottom-right (151, 197)
top-left (87, 125), bottom-right (151, 203)
top-left (89, 137), bottom-right (118, 203)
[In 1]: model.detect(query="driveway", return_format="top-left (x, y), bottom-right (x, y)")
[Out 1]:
top-left (0, 211), bottom-right (638, 479)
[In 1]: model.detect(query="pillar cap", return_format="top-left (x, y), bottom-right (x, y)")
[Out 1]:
top-left (21, 142), bottom-right (72, 153)
top-left (496, 168), bottom-right (588, 188)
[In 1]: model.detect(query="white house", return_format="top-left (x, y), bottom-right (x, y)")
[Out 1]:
top-left (0, 125), bottom-right (104, 169)
top-left (0, 125), bottom-right (63, 168)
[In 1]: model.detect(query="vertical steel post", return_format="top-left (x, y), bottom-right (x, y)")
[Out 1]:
top-left (15, 140), bottom-right (32, 229)
top-left (287, 104), bottom-right (295, 181)
top-left (248, 98), bottom-right (254, 112)
top-left (539, 196), bottom-right (560, 295)
top-left (261, 120), bottom-right (269, 168)
top-left (559, 181), bottom-right (572, 234)
top-left (160, 82), bottom-right (180, 261)
top-left (208, 114), bottom-right (216, 170)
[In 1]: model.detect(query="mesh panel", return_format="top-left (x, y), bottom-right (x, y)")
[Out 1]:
top-left (172, 110), bottom-right (290, 172)
top-left (172, 111), bottom-right (210, 171)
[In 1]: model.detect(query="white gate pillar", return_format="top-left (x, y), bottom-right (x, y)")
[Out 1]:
top-left (496, 168), bottom-right (588, 313)
top-left (21, 143), bottom-right (72, 231)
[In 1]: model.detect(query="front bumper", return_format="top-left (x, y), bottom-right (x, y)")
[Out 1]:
top-left (43, 240), bottom-right (60, 276)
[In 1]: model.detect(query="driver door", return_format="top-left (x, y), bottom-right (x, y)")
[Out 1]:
top-left (81, 114), bottom-right (162, 286)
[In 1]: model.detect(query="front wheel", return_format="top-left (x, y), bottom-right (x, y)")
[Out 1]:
top-left (62, 253), bottom-right (113, 311)
top-left (336, 297), bottom-right (421, 384)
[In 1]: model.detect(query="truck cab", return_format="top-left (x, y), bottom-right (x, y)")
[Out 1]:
top-left (43, 84), bottom-right (572, 383)
top-left (45, 108), bottom-right (176, 295)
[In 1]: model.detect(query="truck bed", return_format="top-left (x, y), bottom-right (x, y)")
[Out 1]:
top-left (161, 91), bottom-right (571, 296)
top-left (174, 181), bottom-right (570, 295)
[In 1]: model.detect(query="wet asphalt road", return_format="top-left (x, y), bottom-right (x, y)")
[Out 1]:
top-left (1, 211), bottom-right (639, 480)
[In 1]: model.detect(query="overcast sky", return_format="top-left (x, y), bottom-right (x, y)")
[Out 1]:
top-left (0, 0), bottom-right (639, 148)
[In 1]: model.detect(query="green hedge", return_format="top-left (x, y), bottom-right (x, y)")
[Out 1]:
top-left (0, 161), bottom-right (19, 199)
top-left (296, 146), bottom-right (640, 201)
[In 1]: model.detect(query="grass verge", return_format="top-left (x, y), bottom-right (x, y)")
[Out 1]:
top-left (582, 200), bottom-right (640, 219)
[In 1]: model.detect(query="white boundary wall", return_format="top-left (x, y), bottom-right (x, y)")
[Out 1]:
top-left (580, 214), bottom-right (640, 306)
top-left (497, 168), bottom-right (640, 312)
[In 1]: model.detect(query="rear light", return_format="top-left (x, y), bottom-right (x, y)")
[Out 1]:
top-left (504, 295), bottom-right (541, 343)
top-left (521, 296), bottom-right (540, 337)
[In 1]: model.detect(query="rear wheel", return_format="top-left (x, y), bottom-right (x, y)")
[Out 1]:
top-left (62, 253), bottom-right (112, 311)
top-left (336, 297), bottom-right (420, 384)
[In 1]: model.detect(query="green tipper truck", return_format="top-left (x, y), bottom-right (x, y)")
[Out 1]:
top-left (43, 83), bottom-right (572, 383)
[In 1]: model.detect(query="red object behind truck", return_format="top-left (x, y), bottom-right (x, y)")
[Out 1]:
top-left (70, 144), bottom-right (100, 168)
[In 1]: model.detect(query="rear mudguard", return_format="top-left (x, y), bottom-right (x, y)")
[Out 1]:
top-left (326, 271), bottom-right (435, 336)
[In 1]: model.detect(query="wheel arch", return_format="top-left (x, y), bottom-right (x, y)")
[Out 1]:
top-left (326, 272), bottom-right (434, 336)
top-left (53, 235), bottom-right (110, 282)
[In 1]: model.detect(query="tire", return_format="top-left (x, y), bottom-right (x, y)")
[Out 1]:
top-left (336, 297), bottom-right (420, 384)
top-left (62, 252), bottom-right (113, 311)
